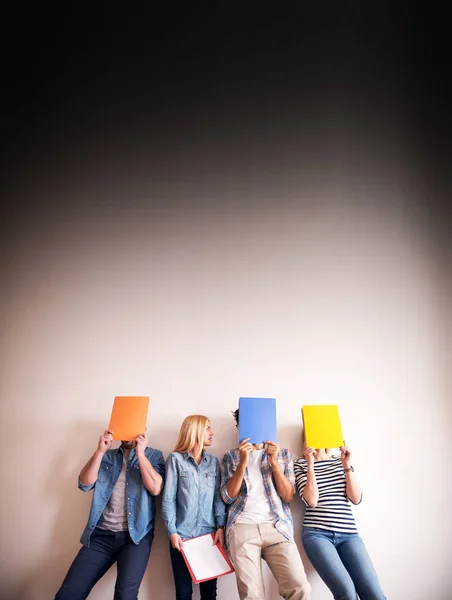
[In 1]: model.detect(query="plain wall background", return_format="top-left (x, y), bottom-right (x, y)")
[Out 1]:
top-left (1, 178), bottom-right (451, 599)
top-left (2, 6), bottom-right (452, 598)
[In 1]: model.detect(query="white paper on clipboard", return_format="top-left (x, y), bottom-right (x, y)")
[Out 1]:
top-left (181, 533), bottom-right (234, 583)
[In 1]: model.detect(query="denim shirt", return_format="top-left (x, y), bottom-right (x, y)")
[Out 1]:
top-left (78, 446), bottom-right (165, 547)
top-left (162, 451), bottom-right (226, 539)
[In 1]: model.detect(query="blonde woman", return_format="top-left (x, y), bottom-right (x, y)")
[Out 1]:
top-left (162, 415), bottom-right (226, 600)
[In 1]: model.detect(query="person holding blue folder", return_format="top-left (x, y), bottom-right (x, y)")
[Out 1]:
top-left (221, 407), bottom-right (311, 600)
top-left (162, 415), bottom-right (226, 600)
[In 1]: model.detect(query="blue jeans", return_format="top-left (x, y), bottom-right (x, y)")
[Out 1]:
top-left (302, 527), bottom-right (386, 600)
top-left (55, 527), bottom-right (154, 599)
top-left (169, 542), bottom-right (217, 600)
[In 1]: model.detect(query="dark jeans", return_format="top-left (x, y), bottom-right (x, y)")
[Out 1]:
top-left (55, 527), bottom-right (154, 600)
top-left (169, 542), bottom-right (217, 600)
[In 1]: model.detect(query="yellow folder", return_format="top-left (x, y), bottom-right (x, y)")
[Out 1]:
top-left (108, 396), bottom-right (149, 441)
top-left (302, 405), bottom-right (344, 449)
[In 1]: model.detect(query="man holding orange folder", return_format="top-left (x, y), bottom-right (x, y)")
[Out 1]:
top-left (54, 429), bottom-right (165, 600)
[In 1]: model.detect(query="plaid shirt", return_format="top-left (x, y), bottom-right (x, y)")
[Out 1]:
top-left (220, 447), bottom-right (295, 545)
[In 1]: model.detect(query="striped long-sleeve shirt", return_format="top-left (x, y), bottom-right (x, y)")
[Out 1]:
top-left (294, 456), bottom-right (361, 533)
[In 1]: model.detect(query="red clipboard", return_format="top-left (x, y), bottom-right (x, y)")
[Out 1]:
top-left (180, 533), bottom-right (235, 583)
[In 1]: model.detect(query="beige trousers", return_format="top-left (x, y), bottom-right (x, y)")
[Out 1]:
top-left (228, 523), bottom-right (311, 600)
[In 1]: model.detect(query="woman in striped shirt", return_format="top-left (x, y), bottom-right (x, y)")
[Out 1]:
top-left (294, 444), bottom-right (386, 600)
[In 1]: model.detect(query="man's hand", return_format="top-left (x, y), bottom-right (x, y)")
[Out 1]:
top-left (265, 440), bottom-right (294, 502)
top-left (170, 533), bottom-right (184, 551)
top-left (213, 528), bottom-right (225, 548)
top-left (303, 444), bottom-right (317, 468)
top-left (238, 437), bottom-right (254, 467)
top-left (135, 432), bottom-right (148, 457)
top-left (80, 430), bottom-right (112, 486)
top-left (340, 442), bottom-right (352, 469)
top-left (265, 440), bottom-right (280, 468)
top-left (97, 430), bottom-right (113, 455)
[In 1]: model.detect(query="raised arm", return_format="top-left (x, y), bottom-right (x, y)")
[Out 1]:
top-left (79, 429), bottom-right (113, 488)
top-left (266, 441), bottom-right (295, 503)
top-left (221, 439), bottom-right (253, 503)
top-left (301, 446), bottom-right (319, 507)
top-left (135, 433), bottom-right (164, 496)
top-left (213, 457), bottom-right (227, 547)
top-left (341, 444), bottom-right (362, 504)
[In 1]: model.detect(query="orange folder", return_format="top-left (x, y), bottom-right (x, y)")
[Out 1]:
top-left (108, 396), bottom-right (149, 441)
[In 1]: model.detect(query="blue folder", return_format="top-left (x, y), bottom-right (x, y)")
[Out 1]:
top-left (238, 397), bottom-right (277, 444)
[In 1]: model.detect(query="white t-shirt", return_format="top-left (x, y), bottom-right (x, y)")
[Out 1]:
top-left (236, 450), bottom-right (276, 524)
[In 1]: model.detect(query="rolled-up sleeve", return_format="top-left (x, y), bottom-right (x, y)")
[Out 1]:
top-left (148, 448), bottom-right (166, 489)
top-left (78, 476), bottom-right (95, 492)
top-left (214, 457), bottom-right (227, 526)
top-left (284, 451), bottom-right (296, 492)
top-left (161, 454), bottom-right (178, 536)
top-left (220, 452), bottom-right (236, 504)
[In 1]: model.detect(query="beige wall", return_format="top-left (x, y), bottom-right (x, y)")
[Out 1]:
top-left (1, 177), bottom-right (451, 599)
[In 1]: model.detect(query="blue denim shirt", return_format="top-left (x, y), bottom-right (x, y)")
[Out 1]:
top-left (162, 451), bottom-right (226, 539)
top-left (78, 446), bottom-right (165, 547)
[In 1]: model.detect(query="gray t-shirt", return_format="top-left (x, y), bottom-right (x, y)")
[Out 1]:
top-left (98, 457), bottom-right (128, 532)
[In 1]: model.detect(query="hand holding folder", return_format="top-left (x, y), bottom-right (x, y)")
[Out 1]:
top-left (180, 534), bottom-right (235, 583)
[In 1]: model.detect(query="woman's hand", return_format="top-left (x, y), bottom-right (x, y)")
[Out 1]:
top-left (303, 445), bottom-right (317, 468)
top-left (340, 443), bottom-right (352, 469)
top-left (170, 533), bottom-right (184, 551)
top-left (213, 528), bottom-right (225, 548)
top-left (301, 442), bottom-right (319, 507)
top-left (340, 442), bottom-right (362, 503)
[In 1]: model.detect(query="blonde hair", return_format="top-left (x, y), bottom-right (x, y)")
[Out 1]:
top-left (173, 415), bottom-right (210, 454)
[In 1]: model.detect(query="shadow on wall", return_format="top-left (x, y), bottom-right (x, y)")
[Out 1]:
top-left (14, 421), bottom-right (176, 600)
top-left (214, 417), bottom-right (317, 597)
top-left (13, 421), bottom-right (104, 599)
top-left (279, 423), bottom-right (317, 585)
top-left (14, 417), bottom-right (314, 600)
top-left (208, 412), bottom-right (240, 460)
top-left (154, 414), bottom-right (316, 599)
top-left (141, 423), bottom-right (179, 599)
top-left (279, 423), bottom-right (304, 459)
